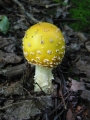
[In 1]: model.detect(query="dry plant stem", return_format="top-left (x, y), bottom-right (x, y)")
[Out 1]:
top-left (20, 85), bottom-right (31, 96)
top-left (45, 3), bottom-right (60, 8)
top-left (49, 91), bottom-right (72, 115)
top-left (25, 12), bottom-right (39, 23)
top-left (60, 90), bottom-right (67, 109)
top-left (12, 0), bottom-right (39, 23)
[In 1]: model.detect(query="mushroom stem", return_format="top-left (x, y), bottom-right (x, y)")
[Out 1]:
top-left (34, 65), bottom-right (54, 93)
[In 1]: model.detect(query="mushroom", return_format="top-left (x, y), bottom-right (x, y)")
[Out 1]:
top-left (22, 22), bottom-right (65, 94)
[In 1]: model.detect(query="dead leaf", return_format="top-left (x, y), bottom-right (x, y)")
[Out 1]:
top-left (0, 50), bottom-right (22, 64)
top-left (77, 32), bottom-right (87, 42)
top-left (69, 78), bottom-right (85, 92)
top-left (63, 25), bottom-right (75, 44)
top-left (0, 81), bottom-right (23, 96)
top-left (85, 41), bottom-right (90, 52)
top-left (76, 58), bottom-right (90, 79)
top-left (70, 43), bottom-right (80, 50)
top-left (13, 19), bottom-right (28, 30)
top-left (55, 7), bottom-right (63, 18)
top-left (84, 83), bottom-right (90, 89)
top-left (35, 96), bottom-right (53, 109)
top-left (83, 108), bottom-right (90, 117)
top-left (0, 36), bottom-right (16, 53)
top-left (1, 96), bottom-right (52, 120)
top-left (81, 90), bottom-right (90, 101)
top-left (66, 109), bottom-right (75, 120)
top-left (75, 106), bottom-right (82, 113)
top-left (5, 100), bottom-right (41, 119)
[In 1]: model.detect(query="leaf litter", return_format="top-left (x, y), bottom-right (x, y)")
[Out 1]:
top-left (0, 0), bottom-right (90, 120)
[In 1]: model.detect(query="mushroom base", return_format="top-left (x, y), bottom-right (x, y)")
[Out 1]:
top-left (34, 65), bottom-right (54, 94)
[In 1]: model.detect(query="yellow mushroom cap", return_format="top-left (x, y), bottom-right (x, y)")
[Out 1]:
top-left (22, 22), bottom-right (65, 68)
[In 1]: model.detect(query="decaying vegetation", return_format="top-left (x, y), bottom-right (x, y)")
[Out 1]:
top-left (0, 0), bottom-right (90, 120)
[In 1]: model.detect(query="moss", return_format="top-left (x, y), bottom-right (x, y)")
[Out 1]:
top-left (68, 0), bottom-right (90, 31)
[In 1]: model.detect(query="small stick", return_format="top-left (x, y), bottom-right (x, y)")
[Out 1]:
top-left (20, 85), bottom-right (31, 96)
top-left (45, 3), bottom-right (60, 8)
top-left (59, 90), bottom-right (67, 109)
top-left (34, 82), bottom-right (46, 95)
top-left (49, 91), bottom-right (72, 115)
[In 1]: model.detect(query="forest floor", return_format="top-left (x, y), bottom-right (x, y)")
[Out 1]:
top-left (0, 0), bottom-right (90, 120)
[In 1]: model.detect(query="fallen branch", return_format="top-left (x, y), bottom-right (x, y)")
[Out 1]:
top-left (49, 91), bottom-right (72, 115)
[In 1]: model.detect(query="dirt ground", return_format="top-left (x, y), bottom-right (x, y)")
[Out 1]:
top-left (0, 0), bottom-right (90, 120)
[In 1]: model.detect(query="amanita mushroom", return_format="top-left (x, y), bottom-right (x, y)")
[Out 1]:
top-left (22, 22), bottom-right (65, 93)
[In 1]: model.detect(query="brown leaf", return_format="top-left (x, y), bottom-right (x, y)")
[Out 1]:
top-left (81, 90), bottom-right (90, 101)
top-left (85, 41), bottom-right (90, 52)
top-left (69, 78), bottom-right (85, 92)
top-left (0, 81), bottom-right (23, 96)
top-left (0, 50), bottom-right (22, 64)
top-left (77, 32), bottom-right (87, 42)
top-left (76, 58), bottom-right (90, 79)
top-left (0, 36), bottom-right (16, 53)
top-left (75, 106), bottom-right (82, 113)
top-left (83, 108), bottom-right (90, 117)
top-left (66, 109), bottom-right (75, 120)
top-left (13, 19), bottom-right (28, 30)
top-left (1, 96), bottom-right (52, 119)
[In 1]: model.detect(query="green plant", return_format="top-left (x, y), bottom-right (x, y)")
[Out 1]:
top-left (0, 15), bottom-right (10, 34)
top-left (68, 0), bottom-right (90, 31)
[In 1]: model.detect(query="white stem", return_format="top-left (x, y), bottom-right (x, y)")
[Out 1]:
top-left (34, 65), bottom-right (54, 93)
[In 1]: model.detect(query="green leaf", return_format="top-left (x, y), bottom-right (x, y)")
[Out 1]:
top-left (0, 15), bottom-right (10, 34)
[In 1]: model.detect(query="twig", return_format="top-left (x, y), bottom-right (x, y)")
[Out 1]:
top-left (61, 73), bottom-right (66, 94)
top-left (25, 12), bottom-right (39, 23)
top-left (45, 3), bottom-right (60, 8)
top-left (59, 73), bottom-right (67, 109)
top-left (49, 91), bottom-right (72, 115)
top-left (34, 82), bottom-right (46, 95)
top-left (12, 0), bottom-right (39, 23)
top-left (59, 90), bottom-right (67, 109)
top-left (20, 85), bottom-right (31, 96)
